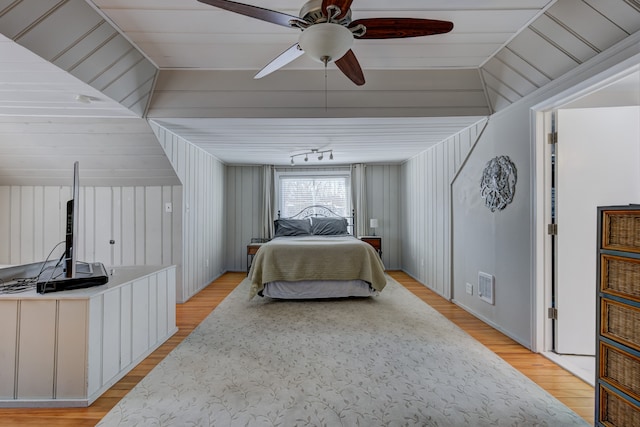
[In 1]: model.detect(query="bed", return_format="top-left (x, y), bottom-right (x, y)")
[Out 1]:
top-left (248, 206), bottom-right (386, 299)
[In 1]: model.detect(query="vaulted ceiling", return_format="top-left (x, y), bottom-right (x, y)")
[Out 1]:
top-left (0, 0), bottom-right (639, 184)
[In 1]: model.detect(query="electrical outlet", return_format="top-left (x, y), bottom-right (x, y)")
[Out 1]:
top-left (466, 282), bottom-right (473, 295)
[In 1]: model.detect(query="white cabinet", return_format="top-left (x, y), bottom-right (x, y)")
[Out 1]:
top-left (17, 301), bottom-right (57, 399)
top-left (0, 265), bottom-right (177, 407)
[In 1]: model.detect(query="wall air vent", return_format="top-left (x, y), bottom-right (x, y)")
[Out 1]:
top-left (478, 272), bottom-right (494, 305)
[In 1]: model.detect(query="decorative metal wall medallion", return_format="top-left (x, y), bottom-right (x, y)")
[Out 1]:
top-left (480, 155), bottom-right (517, 212)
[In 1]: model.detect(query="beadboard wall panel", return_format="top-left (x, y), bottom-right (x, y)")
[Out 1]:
top-left (0, 185), bottom-right (180, 268)
top-left (150, 123), bottom-right (226, 303)
top-left (366, 164), bottom-right (401, 270)
top-left (224, 164), bottom-right (402, 271)
top-left (400, 120), bottom-right (488, 299)
top-left (225, 166), bottom-right (262, 273)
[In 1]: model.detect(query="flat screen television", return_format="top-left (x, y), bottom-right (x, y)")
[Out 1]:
top-left (36, 161), bottom-right (108, 293)
top-left (65, 161), bottom-right (80, 278)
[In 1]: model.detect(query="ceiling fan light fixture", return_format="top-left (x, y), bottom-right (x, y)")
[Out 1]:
top-left (298, 23), bottom-right (353, 64)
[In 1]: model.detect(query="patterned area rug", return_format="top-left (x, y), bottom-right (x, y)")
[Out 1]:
top-left (98, 277), bottom-right (588, 426)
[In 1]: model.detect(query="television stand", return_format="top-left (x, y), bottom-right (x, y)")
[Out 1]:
top-left (0, 265), bottom-right (176, 407)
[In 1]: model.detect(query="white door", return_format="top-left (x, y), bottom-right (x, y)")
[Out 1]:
top-left (555, 106), bottom-right (640, 355)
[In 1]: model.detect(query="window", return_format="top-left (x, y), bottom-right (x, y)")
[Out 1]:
top-left (276, 170), bottom-right (351, 218)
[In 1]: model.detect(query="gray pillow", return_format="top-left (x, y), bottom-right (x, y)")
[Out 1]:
top-left (311, 217), bottom-right (348, 235)
top-left (274, 218), bottom-right (312, 237)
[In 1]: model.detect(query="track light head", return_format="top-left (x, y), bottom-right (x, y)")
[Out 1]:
top-left (329, 151), bottom-right (334, 160)
top-left (291, 157), bottom-right (295, 165)
top-left (304, 154), bottom-right (308, 162)
top-left (318, 153), bottom-right (323, 160)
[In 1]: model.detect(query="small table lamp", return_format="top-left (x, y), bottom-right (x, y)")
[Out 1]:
top-left (369, 218), bottom-right (379, 236)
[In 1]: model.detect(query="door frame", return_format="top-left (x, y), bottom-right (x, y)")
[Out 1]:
top-left (532, 109), bottom-right (554, 353)
top-left (531, 62), bottom-right (640, 353)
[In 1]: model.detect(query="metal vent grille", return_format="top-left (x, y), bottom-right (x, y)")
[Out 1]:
top-left (478, 272), bottom-right (494, 305)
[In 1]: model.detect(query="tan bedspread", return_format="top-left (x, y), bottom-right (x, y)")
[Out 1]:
top-left (248, 235), bottom-right (386, 298)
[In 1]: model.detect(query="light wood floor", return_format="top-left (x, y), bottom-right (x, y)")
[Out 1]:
top-left (0, 271), bottom-right (594, 426)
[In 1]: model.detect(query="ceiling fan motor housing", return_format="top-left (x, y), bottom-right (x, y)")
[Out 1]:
top-left (299, 0), bottom-right (352, 25)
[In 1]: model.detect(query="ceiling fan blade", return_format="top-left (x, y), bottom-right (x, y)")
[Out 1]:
top-left (254, 44), bottom-right (305, 79)
top-left (350, 18), bottom-right (453, 39)
top-left (334, 49), bottom-right (365, 86)
top-left (322, 0), bottom-right (353, 20)
top-left (197, 0), bottom-right (304, 28)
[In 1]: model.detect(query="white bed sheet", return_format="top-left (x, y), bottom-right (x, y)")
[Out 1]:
top-left (262, 279), bottom-right (377, 299)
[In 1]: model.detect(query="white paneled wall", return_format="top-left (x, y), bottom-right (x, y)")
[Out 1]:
top-left (0, 185), bottom-right (180, 268)
top-left (225, 166), bottom-right (263, 272)
top-left (365, 165), bottom-right (401, 270)
top-left (224, 164), bottom-right (402, 271)
top-left (150, 123), bottom-right (226, 302)
top-left (400, 120), bottom-right (488, 299)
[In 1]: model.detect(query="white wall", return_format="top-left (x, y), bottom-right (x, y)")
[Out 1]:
top-left (366, 164), bottom-right (402, 270)
top-left (447, 42), bottom-right (640, 348)
top-left (452, 112), bottom-right (532, 344)
top-left (1, 120), bottom-right (226, 304)
top-left (224, 164), bottom-right (403, 271)
top-left (0, 185), bottom-right (180, 268)
top-left (225, 166), bottom-right (263, 272)
top-left (400, 121), bottom-right (488, 299)
top-left (150, 124), bottom-right (226, 302)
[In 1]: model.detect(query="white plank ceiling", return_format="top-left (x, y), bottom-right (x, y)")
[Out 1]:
top-left (91, 0), bottom-right (551, 71)
top-left (0, 33), bottom-right (136, 118)
top-left (0, 0), bottom-right (639, 182)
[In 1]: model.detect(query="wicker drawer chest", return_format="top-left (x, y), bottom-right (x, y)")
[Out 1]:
top-left (596, 206), bottom-right (640, 426)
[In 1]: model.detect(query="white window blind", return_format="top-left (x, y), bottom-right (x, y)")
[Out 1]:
top-left (277, 172), bottom-right (351, 218)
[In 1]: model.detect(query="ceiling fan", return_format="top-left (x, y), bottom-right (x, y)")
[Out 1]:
top-left (197, 0), bottom-right (453, 86)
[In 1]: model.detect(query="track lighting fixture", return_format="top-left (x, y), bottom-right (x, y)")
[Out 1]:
top-left (289, 148), bottom-right (334, 166)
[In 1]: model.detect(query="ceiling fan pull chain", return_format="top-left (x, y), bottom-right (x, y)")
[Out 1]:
top-left (324, 62), bottom-right (328, 112)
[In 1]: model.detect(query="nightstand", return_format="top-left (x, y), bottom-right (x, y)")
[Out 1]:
top-left (247, 238), bottom-right (269, 273)
top-left (360, 236), bottom-right (382, 257)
